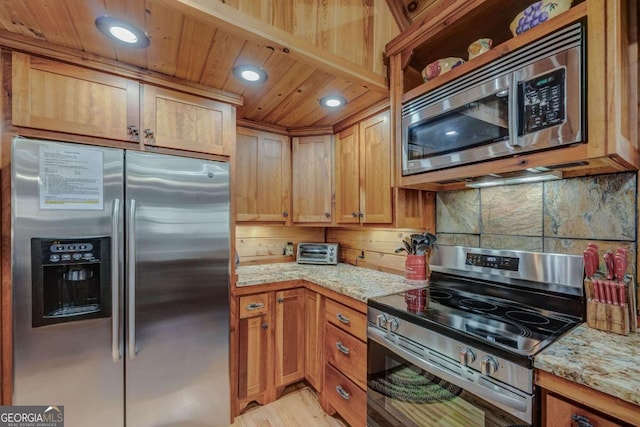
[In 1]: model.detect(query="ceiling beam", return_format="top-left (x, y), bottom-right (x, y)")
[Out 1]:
top-left (158, 0), bottom-right (389, 94)
top-left (384, 0), bottom-right (411, 32)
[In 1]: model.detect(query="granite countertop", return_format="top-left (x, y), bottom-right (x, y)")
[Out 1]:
top-left (235, 262), bottom-right (420, 302)
top-left (534, 323), bottom-right (640, 407)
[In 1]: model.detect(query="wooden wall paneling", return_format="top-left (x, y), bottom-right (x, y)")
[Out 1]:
top-left (235, 225), bottom-right (325, 264)
top-left (326, 227), bottom-right (422, 274)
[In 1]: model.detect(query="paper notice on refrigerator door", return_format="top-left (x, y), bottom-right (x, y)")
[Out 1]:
top-left (39, 145), bottom-right (104, 210)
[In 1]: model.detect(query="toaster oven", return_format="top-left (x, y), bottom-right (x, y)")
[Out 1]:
top-left (296, 243), bottom-right (339, 265)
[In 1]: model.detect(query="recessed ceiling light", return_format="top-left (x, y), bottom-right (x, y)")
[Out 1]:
top-left (445, 130), bottom-right (458, 136)
top-left (232, 65), bottom-right (268, 84)
top-left (319, 95), bottom-right (346, 108)
top-left (95, 16), bottom-right (150, 48)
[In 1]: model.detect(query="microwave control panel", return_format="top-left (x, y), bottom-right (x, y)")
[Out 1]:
top-left (519, 67), bottom-right (566, 134)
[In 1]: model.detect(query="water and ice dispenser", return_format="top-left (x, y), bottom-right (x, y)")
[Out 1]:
top-left (31, 237), bottom-right (112, 327)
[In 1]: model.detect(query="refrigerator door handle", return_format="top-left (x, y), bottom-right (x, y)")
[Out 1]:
top-left (127, 198), bottom-right (137, 360)
top-left (112, 198), bottom-right (122, 363)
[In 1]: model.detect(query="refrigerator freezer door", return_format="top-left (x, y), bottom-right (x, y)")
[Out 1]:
top-left (11, 137), bottom-right (125, 427)
top-left (124, 151), bottom-right (230, 426)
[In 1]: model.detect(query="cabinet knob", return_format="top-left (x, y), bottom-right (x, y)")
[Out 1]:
top-left (127, 125), bottom-right (139, 138)
top-left (261, 322), bottom-right (268, 330)
top-left (351, 211), bottom-right (358, 218)
top-left (282, 211), bottom-right (289, 218)
top-left (324, 211), bottom-right (331, 218)
top-left (358, 211), bottom-right (364, 218)
top-left (143, 128), bottom-right (155, 140)
top-left (277, 297), bottom-right (284, 304)
top-left (335, 385), bottom-right (350, 400)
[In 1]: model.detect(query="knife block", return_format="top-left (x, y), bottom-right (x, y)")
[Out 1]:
top-left (585, 278), bottom-right (636, 335)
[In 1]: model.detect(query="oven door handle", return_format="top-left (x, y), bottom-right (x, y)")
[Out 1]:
top-left (368, 327), bottom-right (532, 423)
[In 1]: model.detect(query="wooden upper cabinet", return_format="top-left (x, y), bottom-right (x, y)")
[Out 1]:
top-left (236, 127), bottom-right (291, 223)
top-left (335, 110), bottom-right (392, 225)
top-left (11, 52), bottom-right (138, 142)
top-left (335, 124), bottom-right (361, 224)
top-left (141, 85), bottom-right (234, 156)
top-left (360, 110), bottom-right (392, 223)
top-left (292, 135), bottom-right (333, 224)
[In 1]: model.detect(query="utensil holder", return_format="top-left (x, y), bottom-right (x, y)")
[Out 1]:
top-left (585, 277), bottom-right (636, 335)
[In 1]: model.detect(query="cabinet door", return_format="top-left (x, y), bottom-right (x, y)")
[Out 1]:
top-left (12, 52), bottom-right (138, 142)
top-left (304, 290), bottom-right (323, 391)
top-left (237, 314), bottom-right (270, 400)
top-left (360, 110), bottom-right (392, 223)
top-left (236, 128), bottom-right (291, 222)
top-left (142, 85), bottom-right (234, 155)
top-left (275, 289), bottom-right (305, 387)
top-left (335, 125), bottom-right (361, 224)
top-left (292, 135), bottom-right (333, 223)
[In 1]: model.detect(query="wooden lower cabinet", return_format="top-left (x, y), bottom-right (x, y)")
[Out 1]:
top-left (237, 295), bottom-right (272, 409)
top-left (322, 298), bottom-right (368, 427)
top-left (545, 394), bottom-right (624, 427)
top-left (275, 288), bottom-right (305, 388)
top-left (305, 290), bottom-right (323, 391)
top-left (235, 285), bottom-right (368, 426)
top-left (536, 369), bottom-right (640, 427)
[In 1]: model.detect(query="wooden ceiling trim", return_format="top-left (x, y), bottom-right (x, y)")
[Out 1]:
top-left (0, 30), bottom-right (244, 106)
top-left (156, 0), bottom-right (389, 93)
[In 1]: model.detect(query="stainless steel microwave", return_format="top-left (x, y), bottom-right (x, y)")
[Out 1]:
top-left (402, 22), bottom-right (584, 176)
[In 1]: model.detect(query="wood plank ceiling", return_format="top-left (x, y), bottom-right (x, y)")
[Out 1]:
top-left (0, 0), bottom-right (400, 131)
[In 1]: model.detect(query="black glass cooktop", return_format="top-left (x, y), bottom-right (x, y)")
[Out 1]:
top-left (368, 273), bottom-right (583, 358)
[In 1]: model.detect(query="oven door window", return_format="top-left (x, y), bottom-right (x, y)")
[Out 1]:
top-left (368, 341), bottom-right (531, 427)
top-left (407, 89), bottom-right (510, 162)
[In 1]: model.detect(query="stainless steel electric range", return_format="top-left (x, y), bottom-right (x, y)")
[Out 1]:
top-left (367, 245), bottom-right (584, 427)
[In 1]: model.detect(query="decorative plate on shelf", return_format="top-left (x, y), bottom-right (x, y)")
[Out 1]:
top-left (510, 0), bottom-right (572, 36)
top-left (421, 57), bottom-right (465, 82)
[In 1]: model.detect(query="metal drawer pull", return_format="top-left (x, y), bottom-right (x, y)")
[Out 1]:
top-left (335, 385), bottom-right (350, 400)
top-left (336, 342), bottom-right (350, 355)
top-left (571, 415), bottom-right (593, 427)
top-left (336, 313), bottom-right (350, 324)
top-left (246, 302), bottom-right (265, 310)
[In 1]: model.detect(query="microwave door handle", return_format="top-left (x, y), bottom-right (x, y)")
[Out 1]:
top-left (510, 73), bottom-right (522, 146)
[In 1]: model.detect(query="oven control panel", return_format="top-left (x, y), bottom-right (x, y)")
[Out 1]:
top-left (465, 253), bottom-right (519, 271)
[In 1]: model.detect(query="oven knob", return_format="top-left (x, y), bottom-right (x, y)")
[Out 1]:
top-left (480, 356), bottom-right (498, 375)
top-left (376, 314), bottom-right (388, 328)
top-left (388, 318), bottom-right (399, 331)
top-left (459, 347), bottom-right (476, 366)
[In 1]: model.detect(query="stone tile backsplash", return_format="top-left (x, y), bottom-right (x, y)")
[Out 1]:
top-left (436, 172), bottom-right (637, 275)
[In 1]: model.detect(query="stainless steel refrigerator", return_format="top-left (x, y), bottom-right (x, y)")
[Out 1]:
top-left (11, 136), bottom-right (230, 426)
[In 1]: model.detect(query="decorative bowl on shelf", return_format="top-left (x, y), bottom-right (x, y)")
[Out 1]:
top-left (421, 57), bottom-right (465, 82)
top-left (510, 0), bottom-right (572, 36)
top-left (467, 38), bottom-right (493, 60)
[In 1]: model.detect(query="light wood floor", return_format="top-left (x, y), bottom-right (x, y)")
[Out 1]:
top-left (231, 387), bottom-right (347, 427)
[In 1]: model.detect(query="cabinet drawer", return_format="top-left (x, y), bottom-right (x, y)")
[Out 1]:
top-left (325, 363), bottom-right (366, 427)
top-left (239, 293), bottom-right (269, 319)
top-left (324, 323), bottom-right (366, 389)
top-left (545, 394), bottom-right (624, 427)
top-left (325, 298), bottom-right (366, 341)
